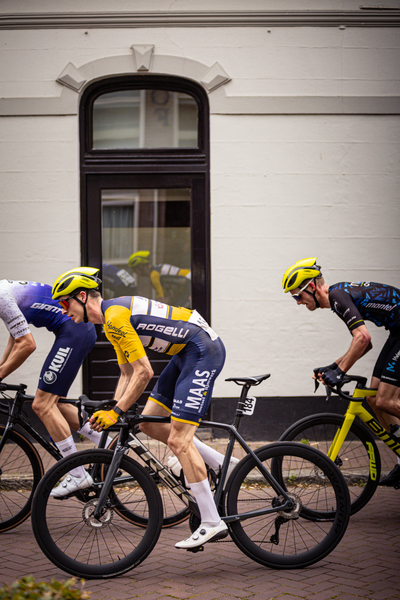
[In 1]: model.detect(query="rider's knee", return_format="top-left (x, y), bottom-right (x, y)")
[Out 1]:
top-left (167, 434), bottom-right (189, 457)
top-left (32, 390), bottom-right (53, 419)
top-left (139, 422), bottom-right (151, 436)
top-left (376, 394), bottom-right (391, 411)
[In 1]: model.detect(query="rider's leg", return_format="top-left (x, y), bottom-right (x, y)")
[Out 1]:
top-left (32, 389), bottom-right (85, 478)
top-left (370, 369), bottom-right (400, 485)
top-left (140, 401), bottom-right (220, 522)
top-left (375, 382), bottom-right (400, 420)
top-left (369, 376), bottom-right (400, 431)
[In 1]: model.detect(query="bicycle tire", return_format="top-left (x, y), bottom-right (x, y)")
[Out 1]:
top-left (107, 432), bottom-right (190, 528)
top-left (225, 442), bottom-right (350, 569)
top-left (0, 426), bottom-right (44, 533)
top-left (31, 449), bottom-right (163, 579)
top-left (279, 413), bottom-right (381, 516)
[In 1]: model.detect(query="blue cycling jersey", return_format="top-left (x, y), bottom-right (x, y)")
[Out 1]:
top-left (0, 279), bottom-right (68, 337)
top-left (329, 282), bottom-right (400, 332)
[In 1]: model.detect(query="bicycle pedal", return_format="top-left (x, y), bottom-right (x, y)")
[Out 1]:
top-left (186, 545), bottom-right (204, 553)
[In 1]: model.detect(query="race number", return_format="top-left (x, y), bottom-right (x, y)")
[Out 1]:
top-left (242, 396), bottom-right (256, 416)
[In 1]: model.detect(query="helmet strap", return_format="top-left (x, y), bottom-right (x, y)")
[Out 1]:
top-left (73, 292), bottom-right (90, 323)
top-left (303, 289), bottom-right (320, 309)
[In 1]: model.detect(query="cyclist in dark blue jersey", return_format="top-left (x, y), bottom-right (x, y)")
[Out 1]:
top-left (102, 263), bottom-right (137, 299)
top-left (52, 267), bottom-right (238, 549)
top-left (282, 258), bottom-right (400, 486)
top-left (0, 279), bottom-right (106, 496)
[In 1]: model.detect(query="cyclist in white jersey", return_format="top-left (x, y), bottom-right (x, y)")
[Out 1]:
top-left (0, 279), bottom-right (110, 496)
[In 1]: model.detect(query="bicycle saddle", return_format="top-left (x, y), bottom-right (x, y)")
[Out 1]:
top-left (225, 374), bottom-right (270, 386)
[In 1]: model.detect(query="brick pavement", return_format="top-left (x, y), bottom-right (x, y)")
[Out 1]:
top-left (0, 483), bottom-right (399, 600)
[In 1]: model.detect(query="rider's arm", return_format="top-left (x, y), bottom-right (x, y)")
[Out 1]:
top-left (328, 286), bottom-right (372, 373)
top-left (0, 332), bottom-right (36, 380)
top-left (89, 357), bottom-right (153, 431)
top-left (335, 324), bottom-right (372, 373)
top-left (114, 357), bottom-right (154, 414)
top-left (149, 270), bottom-right (165, 302)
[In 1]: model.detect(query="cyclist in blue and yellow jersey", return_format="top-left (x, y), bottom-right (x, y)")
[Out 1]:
top-left (0, 278), bottom-right (106, 496)
top-left (128, 250), bottom-right (191, 307)
top-left (52, 267), bottom-right (238, 549)
top-left (283, 257), bottom-right (400, 487)
top-left (102, 262), bottom-right (137, 299)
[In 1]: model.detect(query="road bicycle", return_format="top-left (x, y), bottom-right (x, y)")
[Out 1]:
top-left (0, 382), bottom-right (189, 533)
top-left (31, 373), bottom-right (350, 579)
top-left (279, 373), bottom-right (400, 516)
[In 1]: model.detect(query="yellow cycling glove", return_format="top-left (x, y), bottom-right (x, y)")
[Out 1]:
top-left (93, 409), bottom-right (121, 429)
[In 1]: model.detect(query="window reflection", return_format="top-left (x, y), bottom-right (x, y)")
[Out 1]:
top-left (93, 90), bottom-right (198, 149)
top-left (101, 189), bottom-right (191, 307)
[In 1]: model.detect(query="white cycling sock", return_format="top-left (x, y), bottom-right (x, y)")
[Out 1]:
top-left (77, 421), bottom-right (112, 448)
top-left (56, 435), bottom-right (85, 478)
top-left (189, 478), bottom-right (220, 527)
top-left (193, 437), bottom-right (225, 470)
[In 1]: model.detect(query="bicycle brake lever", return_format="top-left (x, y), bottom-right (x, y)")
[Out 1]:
top-left (324, 384), bottom-right (332, 400)
top-left (314, 379), bottom-right (320, 393)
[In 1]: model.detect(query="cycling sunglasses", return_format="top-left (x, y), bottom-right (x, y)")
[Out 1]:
top-left (58, 293), bottom-right (79, 310)
top-left (291, 279), bottom-right (314, 301)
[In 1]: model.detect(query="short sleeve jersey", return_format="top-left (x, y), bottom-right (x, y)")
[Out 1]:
top-left (329, 282), bottom-right (400, 332)
top-left (0, 280), bottom-right (69, 339)
top-left (101, 296), bottom-right (215, 365)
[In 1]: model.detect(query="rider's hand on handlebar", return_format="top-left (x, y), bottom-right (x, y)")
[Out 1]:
top-left (321, 366), bottom-right (345, 388)
top-left (313, 362), bottom-right (338, 380)
top-left (90, 409), bottom-right (121, 431)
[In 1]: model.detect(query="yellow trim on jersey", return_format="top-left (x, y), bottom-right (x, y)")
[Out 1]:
top-left (148, 397), bottom-right (172, 414)
top-left (171, 416), bottom-right (200, 427)
top-left (349, 319), bottom-right (364, 330)
top-left (103, 303), bottom-right (146, 364)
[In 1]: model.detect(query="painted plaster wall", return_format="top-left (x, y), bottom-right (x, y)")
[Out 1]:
top-left (0, 6), bottom-right (399, 398)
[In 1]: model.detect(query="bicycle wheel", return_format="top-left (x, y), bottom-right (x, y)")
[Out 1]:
top-left (107, 431), bottom-right (190, 528)
top-left (31, 449), bottom-right (163, 579)
top-left (279, 413), bottom-right (380, 515)
top-left (0, 426), bottom-right (44, 533)
top-left (225, 442), bottom-right (350, 569)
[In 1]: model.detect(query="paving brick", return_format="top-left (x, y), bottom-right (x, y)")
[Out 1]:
top-left (1, 479), bottom-right (399, 600)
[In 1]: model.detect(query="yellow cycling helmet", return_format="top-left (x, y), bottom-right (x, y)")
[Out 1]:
top-left (128, 250), bottom-right (150, 268)
top-left (282, 257), bottom-right (322, 293)
top-left (52, 267), bottom-right (101, 300)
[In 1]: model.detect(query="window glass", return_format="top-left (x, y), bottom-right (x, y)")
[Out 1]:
top-left (93, 90), bottom-right (198, 149)
top-left (101, 188), bottom-right (191, 307)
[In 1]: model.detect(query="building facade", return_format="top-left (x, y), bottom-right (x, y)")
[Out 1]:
top-left (1, 1), bottom-right (399, 435)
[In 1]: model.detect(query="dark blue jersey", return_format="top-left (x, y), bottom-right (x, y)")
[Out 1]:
top-left (329, 282), bottom-right (400, 332)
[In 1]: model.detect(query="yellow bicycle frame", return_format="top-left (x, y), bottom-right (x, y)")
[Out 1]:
top-left (327, 387), bottom-right (400, 481)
